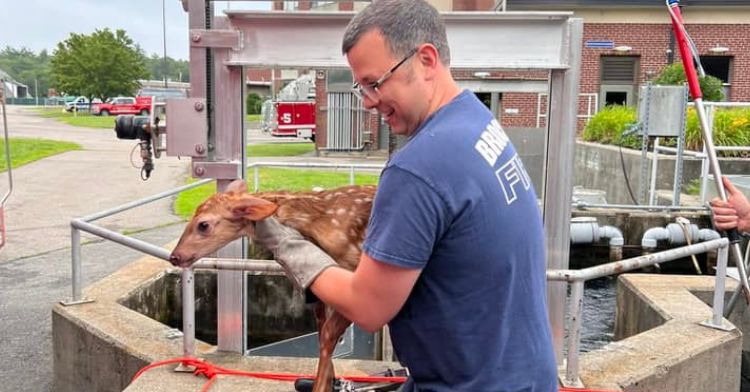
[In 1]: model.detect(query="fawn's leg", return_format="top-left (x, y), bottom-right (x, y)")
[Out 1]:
top-left (312, 308), bottom-right (352, 392)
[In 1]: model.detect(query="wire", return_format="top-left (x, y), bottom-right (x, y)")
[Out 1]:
top-left (666, 0), bottom-right (707, 77)
top-left (616, 133), bottom-right (640, 205)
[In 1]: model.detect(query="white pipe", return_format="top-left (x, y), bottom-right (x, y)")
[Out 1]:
top-left (641, 223), bottom-right (720, 250)
top-left (570, 218), bottom-right (624, 260)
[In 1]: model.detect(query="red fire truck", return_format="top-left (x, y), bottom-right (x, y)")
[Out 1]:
top-left (261, 100), bottom-right (316, 141)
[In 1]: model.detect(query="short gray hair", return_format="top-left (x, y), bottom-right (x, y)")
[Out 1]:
top-left (341, 0), bottom-right (450, 66)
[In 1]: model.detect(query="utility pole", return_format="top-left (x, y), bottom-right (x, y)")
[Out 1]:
top-left (162, 0), bottom-right (169, 88)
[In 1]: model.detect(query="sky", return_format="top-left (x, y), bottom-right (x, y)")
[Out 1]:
top-left (0, 1), bottom-right (270, 60)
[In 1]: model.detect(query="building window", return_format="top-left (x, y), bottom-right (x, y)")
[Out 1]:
top-left (700, 56), bottom-right (732, 100)
top-left (599, 56), bottom-right (639, 108)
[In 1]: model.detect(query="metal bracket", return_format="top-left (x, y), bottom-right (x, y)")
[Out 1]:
top-left (190, 29), bottom-right (243, 50)
top-left (700, 319), bottom-right (736, 332)
top-left (59, 298), bottom-right (95, 306)
top-left (166, 98), bottom-right (208, 158)
top-left (192, 161), bottom-right (242, 180)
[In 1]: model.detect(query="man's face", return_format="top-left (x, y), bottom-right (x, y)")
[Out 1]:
top-left (346, 30), bottom-right (427, 136)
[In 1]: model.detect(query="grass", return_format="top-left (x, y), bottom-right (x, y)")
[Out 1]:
top-left (35, 108), bottom-right (116, 129)
top-left (246, 114), bottom-right (261, 122)
top-left (0, 137), bottom-right (82, 172)
top-left (247, 143), bottom-right (314, 157)
top-left (174, 168), bottom-right (380, 218)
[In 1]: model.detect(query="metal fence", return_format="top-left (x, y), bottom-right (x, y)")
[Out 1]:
top-left (325, 92), bottom-right (375, 151)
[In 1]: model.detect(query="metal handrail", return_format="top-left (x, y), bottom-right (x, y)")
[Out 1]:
top-left (64, 161), bottom-right (381, 303)
top-left (65, 162), bottom-right (734, 389)
top-left (547, 237), bottom-right (731, 388)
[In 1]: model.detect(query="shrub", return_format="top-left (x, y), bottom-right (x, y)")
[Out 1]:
top-left (582, 105), bottom-right (640, 148)
top-left (685, 107), bottom-right (750, 155)
top-left (246, 93), bottom-right (263, 115)
top-left (652, 63), bottom-right (724, 102)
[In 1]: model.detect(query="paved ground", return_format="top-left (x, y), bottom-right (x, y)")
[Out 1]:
top-left (0, 106), bottom-right (191, 391)
top-left (0, 106), bottom-right (385, 392)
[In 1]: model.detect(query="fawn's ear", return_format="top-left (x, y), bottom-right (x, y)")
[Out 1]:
top-left (231, 196), bottom-right (278, 220)
top-left (226, 180), bottom-right (248, 194)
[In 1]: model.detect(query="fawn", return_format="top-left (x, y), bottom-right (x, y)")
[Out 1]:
top-left (170, 180), bottom-right (376, 392)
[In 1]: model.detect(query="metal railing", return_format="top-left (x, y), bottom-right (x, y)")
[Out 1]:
top-left (537, 92), bottom-right (598, 128)
top-left (548, 237), bottom-right (731, 388)
top-left (65, 162), bottom-right (735, 389)
top-left (65, 161), bottom-right (382, 304)
top-left (649, 101), bottom-right (750, 205)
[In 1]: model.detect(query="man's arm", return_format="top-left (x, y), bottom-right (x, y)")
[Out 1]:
top-left (310, 252), bottom-right (421, 332)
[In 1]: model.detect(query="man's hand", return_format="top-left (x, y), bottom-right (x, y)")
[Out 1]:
top-left (709, 176), bottom-right (750, 233)
top-left (253, 218), bottom-right (337, 290)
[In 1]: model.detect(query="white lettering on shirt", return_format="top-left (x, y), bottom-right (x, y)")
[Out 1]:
top-left (496, 154), bottom-right (532, 205)
top-left (474, 119), bottom-right (509, 167)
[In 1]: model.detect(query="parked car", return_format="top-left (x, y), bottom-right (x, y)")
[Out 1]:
top-left (92, 96), bottom-right (152, 116)
top-left (64, 96), bottom-right (102, 112)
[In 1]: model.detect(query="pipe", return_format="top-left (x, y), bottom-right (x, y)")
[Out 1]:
top-left (570, 217), bottom-right (624, 261)
top-left (573, 201), bottom-right (707, 212)
top-left (641, 223), bottom-right (719, 250)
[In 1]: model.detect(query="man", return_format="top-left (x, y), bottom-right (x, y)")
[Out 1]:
top-left (710, 176), bottom-right (750, 233)
top-left (255, 0), bottom-right (558, 390)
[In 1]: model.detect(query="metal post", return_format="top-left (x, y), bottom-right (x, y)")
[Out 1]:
top-left (71, 227), bottom-right (82, 301)
top-left (175, 268), bottom-right (198, 373)
top-left (701, 243), bottom-right (734, 331)
top-left (543, 18), bottom-right (583, 365)
top-left (649, 137), bottom-right (660, 206)
top-left (254, 166), bottom-right (260, 192)
top-left (671, 85), bottom-right (688, 206)
top-left (699, 105), bottom-right (715, 203)
top-left (182, 268), bottom-right (196, 357)
top-left (563, 280), bottom-right (584, 388)
top-left (349, 166), bottom-right (355, 185)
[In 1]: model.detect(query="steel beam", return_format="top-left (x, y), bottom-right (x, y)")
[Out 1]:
top-left (223, 11), bottom-right (575, 69)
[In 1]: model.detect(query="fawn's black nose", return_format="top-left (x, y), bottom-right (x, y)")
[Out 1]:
top-left (169, 253), bottom-right (182, 266)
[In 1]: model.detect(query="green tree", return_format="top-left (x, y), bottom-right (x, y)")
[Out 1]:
top-left (0, 47), bottom-right (52, 97)
top-left (50, 29), bottom-right (149, 101)
top-left (652, 62), bottom-right (725, 102)
top-left (145, 53), bottom-right (190, 83)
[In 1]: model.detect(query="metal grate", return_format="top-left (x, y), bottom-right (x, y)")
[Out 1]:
top-left (326, 93), bottom-right (373, 151)
top-left (601, 56), bottom-right (637, 83)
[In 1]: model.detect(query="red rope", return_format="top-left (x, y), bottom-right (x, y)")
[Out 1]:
top-left (131, 357), bottom-right (407, 391)
top-left (132, 357), bottom-right (617, 392)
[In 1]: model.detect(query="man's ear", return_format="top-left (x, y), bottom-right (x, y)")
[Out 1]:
top-left (226, 179), bottom-right (248, 193)
top-left (231, 196), bottom-right (278, 220)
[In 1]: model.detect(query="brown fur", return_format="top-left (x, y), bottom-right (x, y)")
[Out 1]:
top-left (170, 181), bottom-right (376, 392)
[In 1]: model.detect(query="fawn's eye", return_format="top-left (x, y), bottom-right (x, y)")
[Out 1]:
top-left (197, 221), bottom-right (210, 233)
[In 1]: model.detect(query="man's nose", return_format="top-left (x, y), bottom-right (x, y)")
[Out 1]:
top-left (362, 95), bottom-right (379, 110)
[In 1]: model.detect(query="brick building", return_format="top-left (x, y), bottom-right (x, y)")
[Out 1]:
top-left (263, 0), bottom-right (750, 152)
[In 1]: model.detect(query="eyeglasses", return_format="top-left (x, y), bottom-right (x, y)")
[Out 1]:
top-left (351, 49), bottom-right (418, 101)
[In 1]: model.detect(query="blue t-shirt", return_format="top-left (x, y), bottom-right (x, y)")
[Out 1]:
top-left (363, 90), bottom-right (557, 392)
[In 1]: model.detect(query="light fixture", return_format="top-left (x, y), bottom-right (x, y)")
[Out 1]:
top-left (613, 46), bottom-right (632, 53)
top-left (709, 45), bottom-right (729, 54)
top-left (473, 71), bottom-right (491, 79)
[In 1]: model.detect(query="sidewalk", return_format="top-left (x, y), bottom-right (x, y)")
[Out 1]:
top-left (0, 106), bottom-right (386, 391)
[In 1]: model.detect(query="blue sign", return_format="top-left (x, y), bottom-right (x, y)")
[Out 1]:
top-left (585, 40), bottom-right (615, 49)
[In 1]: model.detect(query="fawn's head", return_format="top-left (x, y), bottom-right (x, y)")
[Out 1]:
top-left (169, 180), bottom-right (276, 267)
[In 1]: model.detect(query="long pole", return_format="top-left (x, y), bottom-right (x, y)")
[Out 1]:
top-left (162, 0), bottom-right (169, 88)
top-left (666, 0), bottom-right (750, 313)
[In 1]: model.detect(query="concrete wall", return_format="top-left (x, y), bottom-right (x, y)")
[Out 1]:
top-left (574, 141), bottom-right (750, 205)
top-left (54, 249), bottom-right (749, 391)
top-left (577, 274), bottom-right (743, 392)
top-left (52, 254), bottom-right (395, 392)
